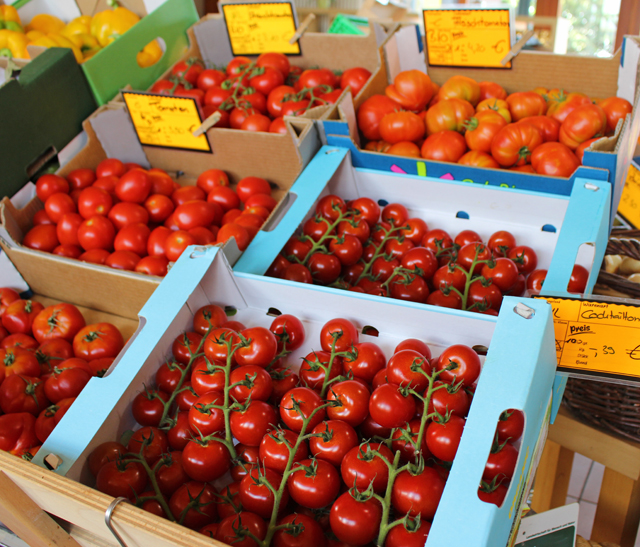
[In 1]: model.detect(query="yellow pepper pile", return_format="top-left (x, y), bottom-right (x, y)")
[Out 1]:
top-left (0, 4), bottom-right (162, 67)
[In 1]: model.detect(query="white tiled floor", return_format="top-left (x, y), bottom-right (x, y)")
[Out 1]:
top-left (563, 454), bottom-right (640, 546)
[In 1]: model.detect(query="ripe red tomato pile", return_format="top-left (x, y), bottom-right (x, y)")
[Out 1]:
top-left (265, 193), bottom-right (589, 313)
top-left (358, 71), bottom-right (633, 177)
top-left (21, 161), bottom-right (276, 276)
top-left (88, 307), bottom-right (524, 545)
top-left (0, 287), bottom-right (124, 456)
top-left (150, 52), bottom-right (372, 134)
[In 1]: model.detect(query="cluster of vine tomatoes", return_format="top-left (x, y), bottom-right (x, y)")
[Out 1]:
top-left (358, 70), bottom-right (633, 177)
top-left (0, 287), bottom-right (124, 456)
top-left (150, 52), bottom-right (372, 133)
top-left (88, 305), bottom-right (525, 546)
top-left (266, 193), bottom-right (589, 313)
top-left (21, 160), bottom-right (276, 276)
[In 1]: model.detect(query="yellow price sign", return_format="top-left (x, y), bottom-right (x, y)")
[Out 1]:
top-left (423, 9), bottom-right (512, 69)
top-left (618, 163), bottom-right (640, 228)
top-left (535, 295), bottom-right (640, 381)
top-left (122, 92), bottom-right (211, 153)
top-left (222, 2), bottom-right (300, 56)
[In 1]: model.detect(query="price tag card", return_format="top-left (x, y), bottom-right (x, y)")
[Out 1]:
top-left (535, 295), bottom-right (640, 382)
top-left (618, 162), bottom-right (640, 229)
top-left (122, 92), bottom-right (211, 153)
top-left (222, 2), bottom-right (301, 56)
top-left (423, 8), bottom-right (512, 68)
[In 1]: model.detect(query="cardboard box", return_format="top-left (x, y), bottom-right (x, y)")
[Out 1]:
top-left (10, 0), bottom-right (200, 105)
top-left (322, 28), bottom-right (640, 220)
top-left (140, 11), bottom-right (392, 116)
top-left (235, 146), bottom-right (611, 298)
top-left (0, 48), bottom-right (96, 200)
top-left (27, 244), bottom-right (557, 547)
top-left (0, 105), bottom-right (320, 319)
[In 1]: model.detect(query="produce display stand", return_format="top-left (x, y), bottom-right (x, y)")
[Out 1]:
top-left (28, 245), bottom-right (557, 547)
top-left (13, 0), bottom-right (200, 105)
top-left (0, 48), bottom-right (96, 200)
top-left (0, 105), bottom-right (320, 319)
top-left (532, 406), bottom-right (640, 547)
top-left (323, 29), bottom-right (640, 219)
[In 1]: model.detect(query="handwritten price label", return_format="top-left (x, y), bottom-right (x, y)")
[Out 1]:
top-left (122, 92), bottom-right (211, 153)
top-left (535, 295), bottom-right (640, 381)
top-left (618, 163), bottom-right (640, 229)
top-left (423, 8), bottom-right (512, 69)
top-left (222, 2), bottom-right (300, 56)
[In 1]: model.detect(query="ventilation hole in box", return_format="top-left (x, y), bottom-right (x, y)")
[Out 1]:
top-left (362, 325), bottom-right (379, 337)
top-left (267, 307), bottom-right (282, 317)
top-left (568, 243), bottom-right (595, 295)
top-left (541, 224), bottom-right (557, 233)
top-left (378, 199), bottom-right (389, 207)
top-left (472, 345), bottom-right (488, 356)
top-left (136, 37), bottom-right (166, 68)
top-left (477, 408), bottom-right (525, 508)
top-left (225, 306), bottom-right (238, 316)
top-left (456, 211), bottom-right (470, 220)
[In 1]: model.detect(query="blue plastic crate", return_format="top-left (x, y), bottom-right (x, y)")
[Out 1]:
top-left (34, 244), bottom-right (556, 547)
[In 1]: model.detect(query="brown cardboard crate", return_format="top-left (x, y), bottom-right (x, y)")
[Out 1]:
top-left (0, 106), bottom-right (319, 320)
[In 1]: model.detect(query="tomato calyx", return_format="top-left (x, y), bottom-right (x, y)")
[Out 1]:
top-left (479, 473), bottom-right (508, 494)
top-left (489, 431), bottom-right (511, 455)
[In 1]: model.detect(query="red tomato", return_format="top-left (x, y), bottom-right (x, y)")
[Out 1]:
top-left (421, 130), bottom-right (467, 162)
top-left (531, 142), bottom-right (580, 177)
top-left (491, 123), bottom-right (543, 167)
top-left (546, 91), bottom-right (591, 124)
top-left (0, 375), bottom-right (48, 415)
top-left (559, 104), bottom-right (607, 150)
top-left (484, 441), bottom-right (518, 482)
top-left (32, 303), bottom-right (85, 344)
top-left (257, 52), bottom-right (290, 78)
top-left (2, 299), bottom-right (44, 335)
top-left (182, 436), bottom-right (231, 482)
top-left (599, 96), bottom-right (633, 134)
top-left (266, 85), bottom-right (296, 118)
top-left (464, 110), bottom-right (507, 152)
top-left (77, 216), bottom-right (115, 251)
top-left (508, 245), bottom-right (538, 275)
top-left (506, 91), bottom-right (548, 121)
top-left (478, 81), bottom-right (507, 102)
top-left (340, 67), bottom-right (372, 97)
top-left (458, 150), bottom-right (500, 168)
top-left (357, 95), bottom-right (398, 141)
top-left (436, 344), bottom-right (481, 386)
top-left (115, 169), bottom-right (151, 203)
top-left (320, 318), bottom-right (359, 353)
top-left (369, 384), bottom-right (416, 428)
top-left (309, 420), bottom-right (358, 468)
top-left (439, 75), bottom-right (480, 105)
top-left (386, 70), bottom-right (433, 111)
top-left (385, 520), bottom-right (431, 547)
top-left (216, 512), bottom-right (267, 547)
top-left (330, 491), bottom-right (381, 546)
top-left (280, 387), bottom-right (325, 432)
top-left (164, 230), bottom-right (197, 262)
top-left (196, 68), bottom-right (225, 91)
top-left (239, 467), bottom-right (288, 519)
top-left (36, 174), bottom-right (69, 202)
top-left (236, 177), bottom-right (271, 204)
top-left (96, 158), bottom-right (125, 179)
top-left (22, 225), bottom-right (59, 252)
top-left (288, 458), bottom-right (340, 509)
top-left (259, 428), bottom-right (308, 474)
top-left (426, 414), bottom-right (465, 461)
top-left (497, 409), bottom-right (525, 442)
top-left (88, 441), bottom-right (126, 476)
top-left (326, 379), bottom-right (370, 427)
top-left (391, 467), bottom-right (446, 519)
top-left (73, 323), bottom-right (123, 361)
top-left (230, 400), bottom-right (277, 446)
top-left (169, 481), bottom-right (218, 529)
top-left (96, 460), bottom-right (147, 501)
top-left (425, 98), bottom-right (474, 134)
top-left (568, 264), bottom-right (589, 294)
top-left (109, 202), bottom-right (150, 230)
top-left (379, 111), bottom-right (425, 144)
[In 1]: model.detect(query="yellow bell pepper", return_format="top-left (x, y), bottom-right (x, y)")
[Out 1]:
top-left (25, 14), bottom-right (65, 34)
top-left (28, 32), bottom-right (83, 63)
top-left (25, 30), bottom-right (45, 41)
top-left (90, 7), bottom-right (139, 48)
top-left (136, 39), bottom-right (163, 68)
top-left (0, 6), bottom-right (22, 32)
top-left (0, 29), bottom-right (29, 59)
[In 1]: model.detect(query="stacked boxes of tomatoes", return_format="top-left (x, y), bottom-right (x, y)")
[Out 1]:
top-left (322, 27), bottom-right (640, 221)
top-left (29, 244), bottom-right (557, 547)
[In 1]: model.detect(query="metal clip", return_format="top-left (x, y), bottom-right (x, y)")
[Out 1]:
top-left (514, 302), bottom-right (535, 319)
top-left (105, 497), bottom-right (132, 547)
top-left (584, 183), bottom-right (599, 191)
